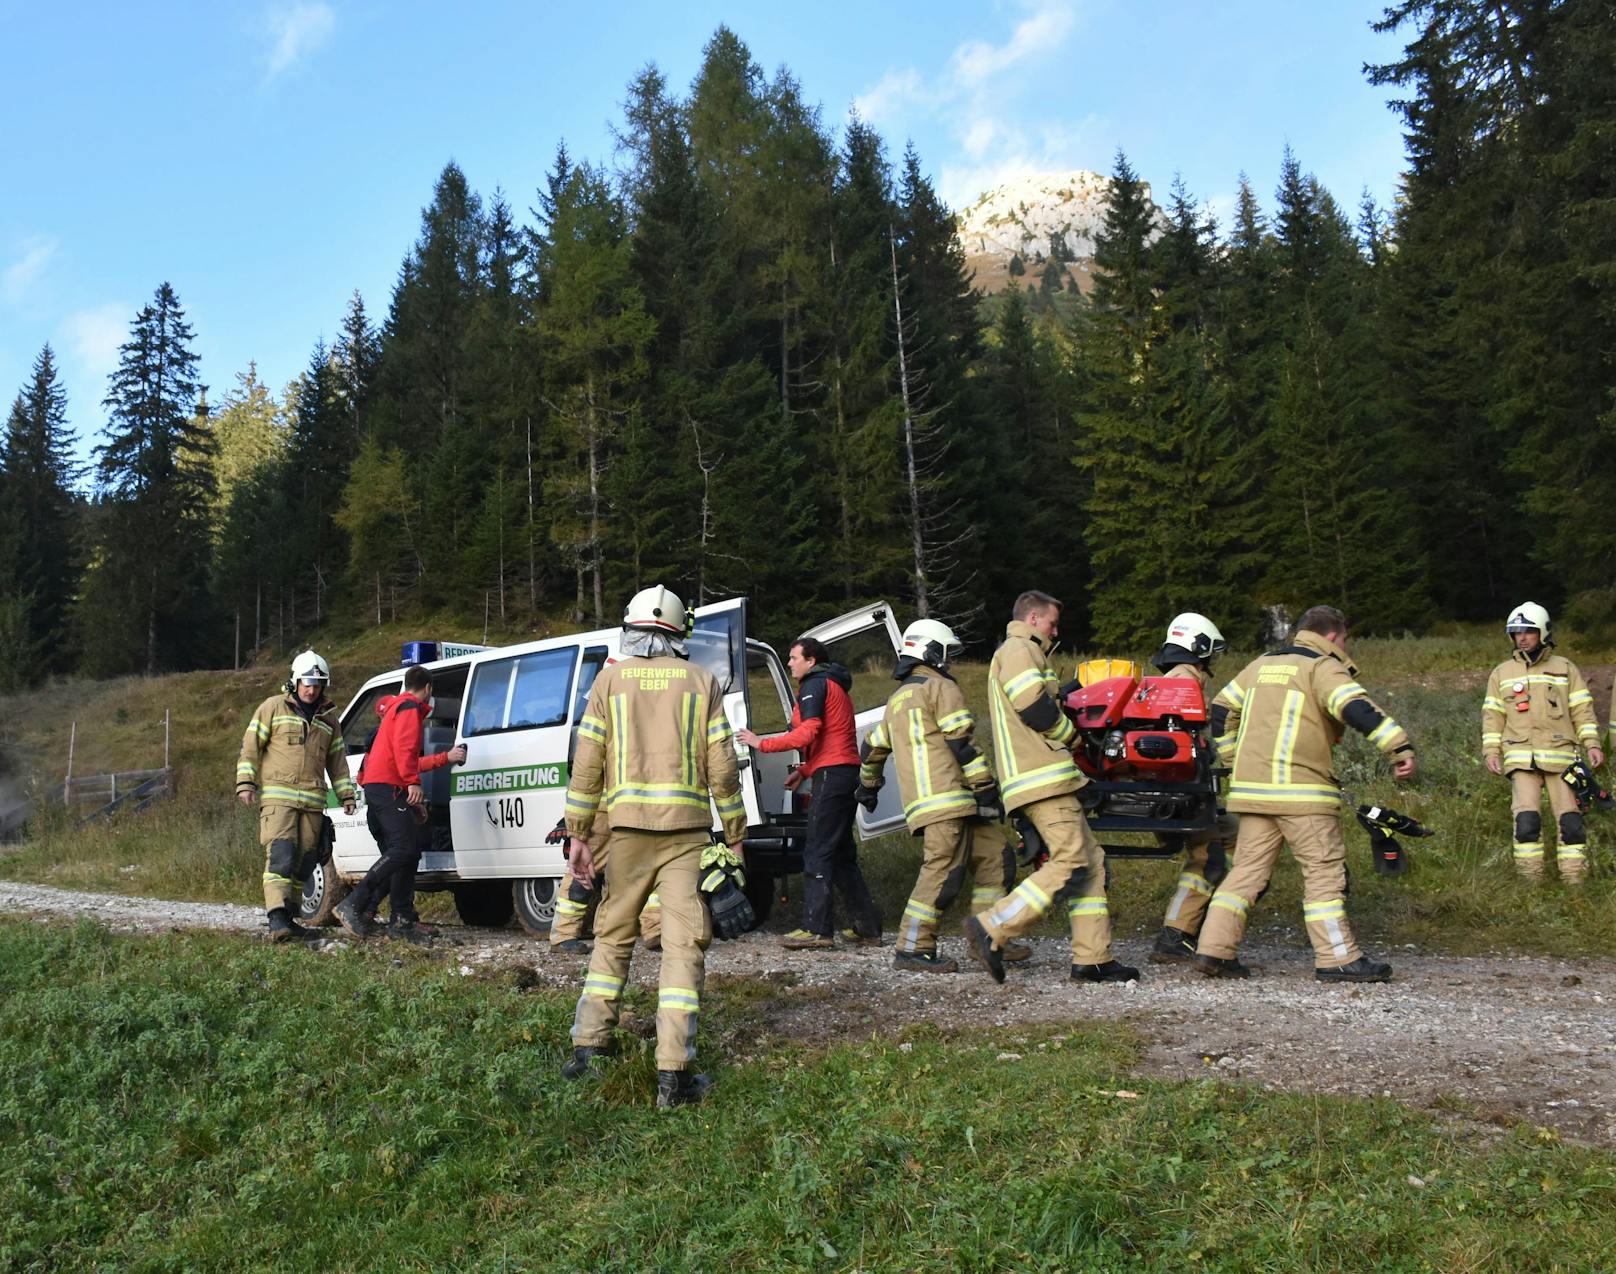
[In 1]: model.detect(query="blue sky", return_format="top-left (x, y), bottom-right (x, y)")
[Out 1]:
top-left (1, 1), bottom-right (1410, 474)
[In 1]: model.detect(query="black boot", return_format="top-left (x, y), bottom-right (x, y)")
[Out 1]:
top-left (893, 949), bottom-right (959, 974)
top-left (1193, 953), bottom-right (1251, 979)
top-left (656, 1069), bottom-right (712, 1109)
top-left (333, 896), bottom-right (374, 940)
top-left (1315, 956), bottom-right (1392, 984)
top-left (963, 915), bottom-right (1005, 984)
top-left (1071, 959), bottom-right (1140, 983)
top-left (386, 915), bottom-right (436, 946)
top-left (1149, 926), bottom-right (1196, 964)
top-left (266, 907), bottom-right (312, 943)
top-left (551, 938), bottom-right (592, 955)
top-left (561, 1045), bottom-right (614, 1080)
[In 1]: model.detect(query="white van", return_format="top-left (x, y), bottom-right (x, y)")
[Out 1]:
top-left (300, 599), bottom-right (909, 935)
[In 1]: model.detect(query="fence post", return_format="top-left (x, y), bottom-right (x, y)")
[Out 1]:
top-left (164, 709), bottom-right (171, 770)
top-left (64, 721), bottom-right (76, 804)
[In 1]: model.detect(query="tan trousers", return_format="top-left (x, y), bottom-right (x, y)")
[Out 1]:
top-left (1160, 811), bottom-right (1240, 936)
top-left (898, 818), bottom-right (1013, 955)
top-left (1510, 769), bottom-right (1585, 881)
top-left (551, 833), bottom-right (662, 947)
top-left (1197, 812), bottom-right (1361, 969)
top-left (978, 794), bottom-right (1113, 966)
top-left (570, 828), bottom-right (710, 1072)
top-left (260, 804), bottom-right (322, 911)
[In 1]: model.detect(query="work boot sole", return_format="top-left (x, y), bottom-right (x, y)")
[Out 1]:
top-left (1193, 955), bottom-right (1250, 980)
top-left (893, 952), bottom-right (959, 974)
top-left (963, 916), bottom-right (1005, 984)
top-left (1315, 967), bottom-right (1392, 984)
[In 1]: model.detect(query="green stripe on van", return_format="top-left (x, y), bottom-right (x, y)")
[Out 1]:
top-left (452, 764), bottom-right (569, 796)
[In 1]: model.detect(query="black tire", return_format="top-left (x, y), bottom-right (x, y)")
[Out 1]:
top-left (454, 882), bottom-right (516, 928)
top-left (742, 870), bottom-right (776, 927)
top-left (512, 877), bottom-right (560, 937)
top-left (298, 860), bottom-right (348, 926)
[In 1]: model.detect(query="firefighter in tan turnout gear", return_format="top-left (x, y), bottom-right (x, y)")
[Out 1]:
top-left (560, 585), bottom-right (747, 1109)
top-left (1148, 613), bottom-right (1241, 964)
top-left (1194, 606), bottom-right (1416, 983)
top-left (235, 650), bottom-right (357, 942)
top-left (1482, 603), bottom-right (1604, 882)
top-left (963, 591), bottom-right (1139, 985)
top-left (855, 619), bottom-right (1022, 974)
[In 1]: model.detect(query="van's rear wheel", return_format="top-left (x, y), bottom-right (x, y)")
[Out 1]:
top-left (298, 861), bottom-right (347, 927)
top-left (513, 877), bottom-right (560, 937)
top-left (454, 882), bottom-right (516, 928)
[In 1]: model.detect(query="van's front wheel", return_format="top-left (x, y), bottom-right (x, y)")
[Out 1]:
top-left (513, 877), bottom-right (559, 937)
top-left (298, 861), bottom-right (348, 927)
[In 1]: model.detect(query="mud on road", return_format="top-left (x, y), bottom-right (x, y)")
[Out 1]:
top-left (3, 879), bottom-right (1613, 1147)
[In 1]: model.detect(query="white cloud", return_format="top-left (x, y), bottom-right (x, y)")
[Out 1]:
top-left (265, 2), bottom-right (335, 80)
top-left (3, 235), bottom-right (58, 305)
top-left (59, 303), bottom-right (131, 415)
top-left (852, 1), bottom-right (1094, 210)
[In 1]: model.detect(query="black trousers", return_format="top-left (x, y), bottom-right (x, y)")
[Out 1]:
top-left (800, 764), bottom-right (881, 938)
top-left (350, 783), bottom-right (424, 921)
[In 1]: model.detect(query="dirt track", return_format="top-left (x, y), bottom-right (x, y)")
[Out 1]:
top-left (3, 879), bottom-right (1612, 1147)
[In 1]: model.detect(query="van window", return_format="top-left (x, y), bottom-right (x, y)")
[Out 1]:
top-left (509, 647), bottom-right (578, 729)
top-left (465, 647), bottom-right (579, 736)
top-left (573, 646), bottom-right (610, 720)
top-left (342, 682), bottom-right (400, 752)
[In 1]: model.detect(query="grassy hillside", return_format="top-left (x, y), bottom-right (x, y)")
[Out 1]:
top-left (3, 624), bottom-right (1614, 957)
top-left (1, 920), bottom-right (1609, 1271)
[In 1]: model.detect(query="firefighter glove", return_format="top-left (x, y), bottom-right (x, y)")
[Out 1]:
top-left (974, 781), bottom-right (1004, 821)
top-left (1013, 815), bottom-right (1048, 869)
top-left (1077, 782), bottom-right (1104, 813)
top-left (1561, 761), bottom-right (1613, 813)
top-left (853, 784), bottom-right (880, 812)
top-left (698, 844), bottom-right (754, 940)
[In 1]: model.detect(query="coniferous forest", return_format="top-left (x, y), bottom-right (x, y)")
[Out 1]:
top-left (2, 4), bottom-right (1612, 676)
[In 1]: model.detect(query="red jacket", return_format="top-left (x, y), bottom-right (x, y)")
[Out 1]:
top-left (757, 662), bottom-right (860, 774)
top-left (357, 692), bottom-right (453, 788)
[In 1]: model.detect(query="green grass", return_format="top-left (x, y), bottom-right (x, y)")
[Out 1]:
top-left (0, 920), bottom-right (1609, 1272)
top-left (4, 628), bottom-right (1615, 956)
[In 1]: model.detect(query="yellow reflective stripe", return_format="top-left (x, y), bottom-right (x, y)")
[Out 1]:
top-left (962, 756), bottom-right (990, 782)
top-left (1270, 690), bottom-right (1304, 784)
top-left (611, 694), bottom-right (628, 790)
top-left (1481, 733), bottom-right (1502, 745)
top-left (1177, 872), bottom-right (1213, 896)
top-left (714, 791), bottom-right (745, 818)
top-left (1367, 718), bottom-right (1402, 750)
top-left (236, 761), bottom-right (257, 777)
top-left (259, 786), bottom-right (326, 808)
top-left (1576, 724), bottom-right (1599, 738)
top-left (659, 986), bottom-right (700, 1012)
top-left (1066, 896), bottom-right (1108, 916)
top-left (903, 899), bottom-right (942, 921)
top-left (1013, 878), bottom-right (1051, 910)
top-left (331, 778), bottom-right (356, 799)
top-left (1220, 679), bottom-right (1247, 708)
top-left (1209, 892), bottom-right (1249, 916)
top-left (707, 715), bottom-right (733, 742)
top-left (1569, 690), bottom-right (1592, 705)
top-left (1326, 682), bottom-right (1366, 716)
top-left (577, 715), bottom-right (606, 743)
top-left (1002, 667), bottom-right (1047, 701)
top-left (937, 709), bottom-right (973, 734)
top-left (859, 764), bottom-right (883, 787)
top-left (607, 783), bottom-right (709, 805)
top-left (1303, 899), bottom-right (1346, 921)
top-left (1047, 713), bottom-right (1077, 747)
top-left (262, 872), bottom-right (295, 887)
top-left (904, 791), bottom-right (976, 821)
top-left (909, 709), bottom-right (930, 800)
top-left (555, 899), bottom-right (588, 917)
top-left (564, 791), bottom-right (601, 817)
top-left (1228, 782), bottom-right (1342, 804)
top-left (680, 693), bottom-right (697, 788)
top-left (1482, 697), bottom-right (1505, 712)
top-left (1000, 760), bottom-right (1081, 800)
top-left (1512, 844), bottom-right (1545, 858)
top-left (248, 719), bottom-right (270, 740)
top-left (1521, 674), bottom-right (1569, 685)
top-left (1557, 847), bottom-right (1587, 859)
top-left (867, 721), bottom-right (889, 751)
top-left (583, 973), bottom-right (625, 999)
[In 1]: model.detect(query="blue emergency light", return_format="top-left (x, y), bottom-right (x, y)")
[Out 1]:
top-left (401, 641), bottom-right (440, 666)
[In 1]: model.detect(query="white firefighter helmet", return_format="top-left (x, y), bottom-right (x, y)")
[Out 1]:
top-left (1505, 601), bottom-right (1551, 642)
top-left (900, 618), bottom-right (960, 668)
top-left (623, 584), bottom-right (688, 635)
top-left (290, 649), bottom-right (330, 685)
top-left (1165, 612), bottom-right (1226, 659)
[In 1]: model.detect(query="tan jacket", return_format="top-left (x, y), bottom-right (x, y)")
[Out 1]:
top-left (563, 655), bottom-right (746, 843)
top-left (236, 693), bottom-right (356, 811)
top-left (1212, 631), bottom-right (1411, 814)
top-left (988, 620), bottom-right (1085, 812)
top-left (1481, 650), bottom-right (1600, 774)
top-left (859, 664), bottom-right (994, 830)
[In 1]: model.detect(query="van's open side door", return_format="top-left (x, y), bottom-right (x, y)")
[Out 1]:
top-left (690, 598), bottom-right (766, 829)
top-left (797, 601), bottom-right (908, 839)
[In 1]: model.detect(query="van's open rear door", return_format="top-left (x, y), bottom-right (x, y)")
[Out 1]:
top-left (689, 599), bottom-right (766, 828)
top-left (798, 602), bottom-right (908, 839)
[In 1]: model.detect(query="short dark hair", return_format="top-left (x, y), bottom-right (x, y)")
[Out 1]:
top-left (1013, 590), bottom-right (1062, 621)
top-left (403, 664), bottom-right (433, 693)
top-left (1296, 605), bottom-right (1348, 638)
top-left (792, 637), bottom-right (829, 666)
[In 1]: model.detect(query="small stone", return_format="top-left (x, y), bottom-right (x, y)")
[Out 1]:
top-left (1560, 975), bottom-right (1582, 988)
top-left (997, 1052), bottom-right (1022, 1062)
top-left (1407, 1175), bottom-right (1426, 1188)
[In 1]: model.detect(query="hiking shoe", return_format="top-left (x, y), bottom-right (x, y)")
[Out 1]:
top-left (656, 1069), bottom-right (713, 1109)
top-left (893, 950), bottom-right (959, 974)
top-left (1315, 956), bottom-right (1393, 984)
top-left (385, 917), bottom-right (435, 946)
top-left (1193, 953), bottom-right (1251, 979)
top-left (266, 908), bottom-right (312, 943)
top-left (1071, 959), bottom-right (1140, 983)
top-left (963, 915), bottom-right (1005, 984)
top-left (841, 928), bottom-right (883, 947)
top-left (561, 1045), bottom-right (614, 1081)
top-left (333, 897), bottom-right (374, 940)
top-left (1001, 941), bottom-right (1032, 963)
top-left (781, 929), bottom-right (835, 950)
top-left (1149, 926), bottom-right (1196, 964)
top-left (551, 938), bottom-right (592, 955)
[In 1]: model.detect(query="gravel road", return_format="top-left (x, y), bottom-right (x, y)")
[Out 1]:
top-left (3, 879), bottom-right (1612, 1146)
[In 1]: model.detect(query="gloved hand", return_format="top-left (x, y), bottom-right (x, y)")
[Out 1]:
top-left (973, 781), bottom-right (1004, 821)
top-left (1013, 816), bottom-right (1047, 869)
top-left (699, 844), bottom-right (755, 940)
top-left (1077, 782), bottom-right (1104, 813)
top-left (853, 784), bottom-right (880, 812)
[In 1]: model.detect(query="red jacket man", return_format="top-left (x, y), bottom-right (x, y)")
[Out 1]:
top-left (742, 654), bottom-right (860, 774)
top-left (359, 690), bottom-right (458, 791)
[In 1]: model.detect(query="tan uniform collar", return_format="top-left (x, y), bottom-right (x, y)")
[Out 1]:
top-left (1291, 629), bottom-right (1355, 674)
top-left (1006, 619), bottom-right (1052, 654)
